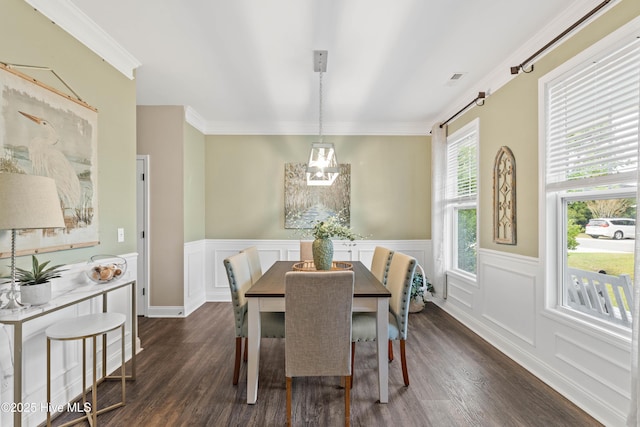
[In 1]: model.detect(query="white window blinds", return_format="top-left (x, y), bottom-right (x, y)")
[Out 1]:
top-left (546, 36), bottom-right (640, 190)
top-left (446, 122), bottom-right (478, 202)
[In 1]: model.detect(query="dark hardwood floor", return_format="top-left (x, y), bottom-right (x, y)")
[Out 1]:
top-left (53, 302), bottom-right (601, 426)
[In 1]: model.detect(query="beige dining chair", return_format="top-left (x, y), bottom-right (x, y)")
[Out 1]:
top-left (300, 240), bottom-right (313, 261)
top-left (285, 271), bottom-right (354, 427)
top-left (351, 251), bottom-right (417, 386)
top-left (224, 252), bottom-right (285, 385)
top-left (370, 246), bottom-right (394, 286)
top-left (240, 246), bottom-right (263, 284)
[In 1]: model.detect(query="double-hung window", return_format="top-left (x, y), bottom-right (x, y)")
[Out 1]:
top-left (541, 27), bottom-right (639, 328)
top-left (446, 120), bottom-right (479, 276)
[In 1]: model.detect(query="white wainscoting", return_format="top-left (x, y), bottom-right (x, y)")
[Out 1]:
top-left (203, 239), bottom-right (431, 302)
top-left (0, 253), bottom-right (138, 427)
top-left (439, 248), bottom-right (631, 426)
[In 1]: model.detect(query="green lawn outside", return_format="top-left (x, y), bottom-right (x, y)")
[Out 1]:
top-left (567, 252), bottom-right (634, 281)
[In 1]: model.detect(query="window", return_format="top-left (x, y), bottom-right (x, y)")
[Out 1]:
top-left (446, 120), bottom-right (479, 275)
top-left (542, 29), bottom-right (639, 328)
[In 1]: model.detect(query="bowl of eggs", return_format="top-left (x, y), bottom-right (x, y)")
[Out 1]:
top-left (86, 255), bottom-right (127, 284)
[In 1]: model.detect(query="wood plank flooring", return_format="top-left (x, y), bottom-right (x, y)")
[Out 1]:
top-left (53, 302), bottom-right (602, 426)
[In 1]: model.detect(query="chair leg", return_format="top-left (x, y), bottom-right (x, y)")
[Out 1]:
top-left (286, 376), bottom-right (292, 427)
top-left (233, 337), bottom-right (242, 385)
top-left (345, 375), bottom-right (351, 427)
top-left (400, 339), bottom-right (409, 386)
top-left (243, 337), bottom-right (248, 362)
top-left (350, 342), bottom-right (355, 387)
top-left (388, 340), bottom-right (394, 362)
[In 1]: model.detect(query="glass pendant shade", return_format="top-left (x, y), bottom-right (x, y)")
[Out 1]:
top-left (306, 142), bottom-right (339, 186)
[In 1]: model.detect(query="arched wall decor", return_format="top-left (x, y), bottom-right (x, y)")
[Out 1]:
top-left (493, 146), bottom-right (516, 245)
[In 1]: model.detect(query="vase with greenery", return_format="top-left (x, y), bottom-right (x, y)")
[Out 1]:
top-left (311, 216), bottom-right (361, 270)
top-left (14, 255), bottom-right (66, 305)
top-left (409, 266), bottom-right (434, 313)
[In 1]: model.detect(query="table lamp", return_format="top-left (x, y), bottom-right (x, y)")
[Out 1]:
top-left (0, 173), bottom-right (65, 310)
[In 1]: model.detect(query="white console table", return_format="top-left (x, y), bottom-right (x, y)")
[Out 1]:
top-left (0, 279), bottom-right (137, 427)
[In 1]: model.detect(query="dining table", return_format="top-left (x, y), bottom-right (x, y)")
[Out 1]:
top-left (245, 260), bottom-right (391, 404)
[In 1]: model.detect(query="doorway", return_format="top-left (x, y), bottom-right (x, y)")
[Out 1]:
top-left (136, 155), bottom-right (150, 316)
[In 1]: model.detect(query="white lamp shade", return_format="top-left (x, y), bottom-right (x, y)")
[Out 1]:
top-left (0, 173), bottom-right (65, 230)
top-left (306, 142), bottom-right (339, 186)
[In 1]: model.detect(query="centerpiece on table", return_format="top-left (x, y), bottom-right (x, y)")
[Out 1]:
top-left (311, 216), bottom-right (362, 270)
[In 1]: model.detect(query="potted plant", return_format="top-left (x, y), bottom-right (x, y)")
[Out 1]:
top-left (310, 215), bottom-right (361, 270)
top-left (15, 255), bottom-right (66, 305)
top-left (409, 265), bottom-right (434, 313)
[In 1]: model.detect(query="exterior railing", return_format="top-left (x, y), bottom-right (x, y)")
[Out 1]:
top-left (566, 267), bottom-right (633, 327)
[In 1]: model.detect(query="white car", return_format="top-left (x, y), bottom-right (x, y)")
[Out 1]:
top-left (585, 218), bottom-right (635, 240)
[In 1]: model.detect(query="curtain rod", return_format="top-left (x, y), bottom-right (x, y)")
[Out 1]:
top-left (439, 92), bottom-right (485, 128)
top-left (510, 0), bottom-right (613, 74)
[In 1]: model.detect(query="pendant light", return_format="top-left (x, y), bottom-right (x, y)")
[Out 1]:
top-left (306, 50), bottom-right (339, 186)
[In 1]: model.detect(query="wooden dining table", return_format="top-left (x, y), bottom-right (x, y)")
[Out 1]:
top-left (245, 260), bottom-right (391, 404)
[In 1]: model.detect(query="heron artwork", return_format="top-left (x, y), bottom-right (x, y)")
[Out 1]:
top-left (19, 111), bottom-right (81, 215)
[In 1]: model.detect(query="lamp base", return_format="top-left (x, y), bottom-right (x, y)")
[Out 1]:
top-left (0, 288), bottom-right (30, 311)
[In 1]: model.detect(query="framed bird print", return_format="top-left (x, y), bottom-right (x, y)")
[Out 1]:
top-left (0, 63), bottom-right (99, 258)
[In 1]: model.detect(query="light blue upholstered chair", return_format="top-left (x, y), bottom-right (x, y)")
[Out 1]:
top-left (224, 252), bottom-right (285, 385)
top-left (285, 271), bottom-right (354, 427)
top-left (240, 246), bottom-right (263, 284)
top-left (370, 246), bottom-right (394, 286)
top-left (351, 251), bottom-right (417, 386)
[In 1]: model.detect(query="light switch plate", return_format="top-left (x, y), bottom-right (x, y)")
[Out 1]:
top-left (117, 228), bottom-right (125, 242)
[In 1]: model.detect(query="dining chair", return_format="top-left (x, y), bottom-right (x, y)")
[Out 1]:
top-left (370, 246), bottom-right (394, 286)
top-left (299, 240), bottom-right (313, 261)
top-left (351, 251), bottom-right (417, 386)
top-left (240, 246), bottom-right (262, 284)
top-left (224, 252), bottom-right (285, 385)
top-left (285, 271), bottom-right (354, 427)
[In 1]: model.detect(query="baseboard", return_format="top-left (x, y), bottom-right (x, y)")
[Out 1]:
top-left (147, 306), bottom-right (186, 318)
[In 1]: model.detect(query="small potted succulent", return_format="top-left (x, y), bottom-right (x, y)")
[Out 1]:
top-left (409, 265), bottom-right (434, 313)
top-left (15, 255), bottom-right (66, 305)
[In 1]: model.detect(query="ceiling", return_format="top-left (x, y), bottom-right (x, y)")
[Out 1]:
top-left (30, 0), bottom-right (609, 135)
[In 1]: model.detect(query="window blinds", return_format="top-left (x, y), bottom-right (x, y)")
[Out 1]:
top-left (546, 37), bottom-right (640, 190)
top-left (446, 124), bottom-right (478, 202)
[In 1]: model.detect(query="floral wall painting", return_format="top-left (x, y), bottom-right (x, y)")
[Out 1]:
top-left (284, 162), bottom-right (351, 229)
top-left (0, 64), bottom-right (99, 258)
top-left (493, 145), bottom-right (516, 245)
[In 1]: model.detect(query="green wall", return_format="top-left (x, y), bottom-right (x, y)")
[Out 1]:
top-left (184, 123), bottom-right (205, 242)
top-left (205, 135), bottom-right (430, 240)
top-left (447, 0), bottom-right (640, 258)
top-left (0, 0), bottom-right (137, 271)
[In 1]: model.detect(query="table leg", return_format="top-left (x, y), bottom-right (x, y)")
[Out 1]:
top-left (247, 298), bottom-right (261, 404)
top-left (13, 322), bottom-right (22, 427)
top-left (376, 297), bottom-right (389, 403)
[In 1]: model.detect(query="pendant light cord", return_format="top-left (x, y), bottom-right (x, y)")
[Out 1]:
top-left (319, 70), bottom-right (323, 142)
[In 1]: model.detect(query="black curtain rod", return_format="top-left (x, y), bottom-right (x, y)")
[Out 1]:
top-left (510, 0), bottom-right (613, 74)
top-left (439, 92), bottom-right (485, 128)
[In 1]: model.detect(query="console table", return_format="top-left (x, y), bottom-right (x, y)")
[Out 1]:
top-left (0, 279), bottom-right (137, 427)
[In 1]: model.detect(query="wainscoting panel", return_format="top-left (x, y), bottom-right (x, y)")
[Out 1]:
top-left (555, 332), bottom-right (630, 400)
top-left (204, 239), bottom-right (430, 302)
top-left (481, 255), bottom-right (537, 347)
top-left (184, 240), bottom-right (206, 316)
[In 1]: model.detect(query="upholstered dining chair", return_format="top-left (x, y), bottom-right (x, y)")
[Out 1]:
top-left (351, 251), bottom-right (417, 386)
top-left (370, 246), bottom-right (394, 286)
top-left (299, 240), bottom-right (313, 261)
top-left (285, 271), bottom-right (354, 427)
top-left (240, 246), bottom-right (262, 284)
top-left (224, 252), bottom-right (285, 385)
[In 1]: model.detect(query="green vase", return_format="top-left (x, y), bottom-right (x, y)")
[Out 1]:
top-left (312, 238), bottom-right (333, 270)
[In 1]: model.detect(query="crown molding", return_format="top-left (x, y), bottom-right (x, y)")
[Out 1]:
top-left (24, 0), bottom-right (141, 79)
top-left (433, 0), bottom-right (617, 129)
